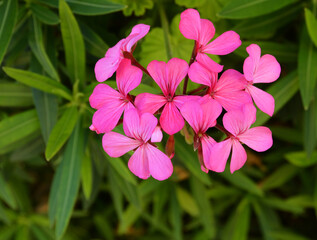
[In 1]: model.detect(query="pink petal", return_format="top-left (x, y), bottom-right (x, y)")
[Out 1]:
top-left (215, 69), bottom-right (246, 92)
top-left (116, 59), bottom-right (143, 96)
top-left (151, 126), bottom-right (163, 142)
top-left (253, 54), bottom-right (281, 84)
top-left (160, 102), bottom-right (184, 135)
top-left (206, 139), bottom-right (232, 172)
top-left (188, 61), bottom-right (214, 87)
top-left (199, 19), bottom-right (215, 46)
top-left (92, 101), bottom-right (126, 133)
top-left (179, 101), bottom-right (203, 134)
top-left (94, 56), bottom-right (121, 82)
top-left (139, 113), bottom-right (158, 142)
top-left (128, 145), bottom-right (150, 179)
top-left (243, 44), bottom-right (261, 82)
top-left (223, 104), bottom-right (256, 136)
top-left (147, 60), bottom-right (169, 96)
top-left (246, 85), bottom-right (275, 116)
top-left (202, 31), bottom-right (241, 55)
top-left (122, 24), bottom-right (150, 52)
top-left (214, 91), bottom-right (251, 112)
top-left (201, 135), bottom-right (216, 167)
top-left (167, 58), bottom-right (188, 96)
top-left (200, 98), bottom-right (222, 133)
top-left (196, 53), bottom-right (223, 73)
top-left (102, 132), bottom-right (141, 158)
top-left (230, 139), bottom-right (247, 173)
top-left (145, 143), bottom-right (173, 181)
top-left (89, 83), bottom-right (122, 109)
top-left (173, 95), bottom-right (201, 109)
top-left (134, 93), bottom-right (167, 114)
top-left (239, 126), bottom-right (273, 152)
top-left (123, 107), bottom-right (140, 139)
top-left (179, 8), bottom-right (201, 42)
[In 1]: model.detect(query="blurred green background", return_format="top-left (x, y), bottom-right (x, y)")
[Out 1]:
top-left (0, 0), bottom-right (317, 239)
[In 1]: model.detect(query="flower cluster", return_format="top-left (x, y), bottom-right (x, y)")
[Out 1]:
top-left (89, 9), bottom-right (281, 181)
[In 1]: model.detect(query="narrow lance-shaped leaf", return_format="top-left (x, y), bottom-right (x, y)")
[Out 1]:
top-left (59, 0), bottom-right (85, 84)
top-left (298, 27), bottom-right (317, 110)
top-left (305, 8), bottom-right (317, 48)
top-left (218, 0), bottom-right (298, 19)
top-left (45, 105), bottom-right (79, 161)
top-left (81, 150), bottom-right (93, 200)
top-left (30, 3), bottom-right (60, 25)
top-left (0, 83), bottom-right (33, 107)
top-left (0, 109), bottom-right (40, 150)
top-left (28, 16), bottom-right (59, 81)
top-left (3, 67), bottom-right (72, 100)
top-left (53, 119), bottom-right (86, 240)
top-left (37, 0), bottom-right (126, 16)
top-left (0, 0), bottom-right (18, 64)
top-left (303, 94), bottom-right (317, 157)
top-left (285, 151), bottom-right (317, 167)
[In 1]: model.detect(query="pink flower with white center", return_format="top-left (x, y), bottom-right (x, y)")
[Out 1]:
top-left (188, 62), bottom-right (251, 111)
top-left (243, 44), bottom-right (281, 116)
top-left (94, 24), bottom-right (150, 82)
top-left (102, 108), bottom-right (173, 180)
top-left (89, 59), bottom-right (142, 134)
top-left (179, 8), bottom-right (241, 73)
top-left (207, 104), bottom-right (273, 173)
top-left (180, 99), bottom-right (222, 172)
top-left (135, 58), bottom-right (199, 135)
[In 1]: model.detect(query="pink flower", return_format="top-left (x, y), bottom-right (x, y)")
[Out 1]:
top-left (89, 59), bottom-right (142, 133)
top-left (188, 62), bottom-right (251, 111)
top-left (94, 24), bottom-right (150, 82)
top-left (179, 8), bottom-right (241, 72)
top-left (207, 104), bottom-right (273, 173)
top-left (243, 44), bottom-right (281, 116)
top-left (180, 98), bottom-right (222, 172)
top-left (102, 108), bottom-right (173, 180)
top-left (135, 58), bottom-right (198, 135)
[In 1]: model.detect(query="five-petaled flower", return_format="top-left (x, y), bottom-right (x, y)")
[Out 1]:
top-left (102, 108), bottom-right (173, 181)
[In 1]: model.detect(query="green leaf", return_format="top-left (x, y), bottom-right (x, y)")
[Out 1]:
top-left (174, 135), bottom-right (212, 186)
top-left (32, 90), bottom-right (58, 144)
top-left (269, 229), bottom-right (311, 240)
top-left (235, 41), bottom-right (298, 63)
top-left (222, 197), bottom-right (250, 240)
top-left (314, 172), bottom-right (317, 217)
top-left (254, 71), bottom-right (298, 126)
top-left (79, 21), bottom-right (108, 58)
top-left (121, 0), bottom-right (153, 16)
top-left (0, 83), bottom-right (33, 107)
top-left (45, 106), bottom-right (79, 160)
top-left (81, 151), bottom-right (93, 200)
top-left (260, 164), bottom-right (298, 190)
top-left (303, 96), bottom-right (317, 156)
top-left (298, 27), bottom-right (317, 110)
top-left (262, 197), bottom-right (304, 214)
top-left (285, 151), bottom-right (317, 167)
top-left (190, 176), bottom-right (216, 238)
top-left (3, 67), bottom-right (72, 100)
top-left (270, 126), bottom-right (302, 144)
top-left (221, 169), bottom-right (264, 196)
top-left (176, 187), bottom-right (199, 217)
top-left (59, 0), bottom-right (85, 84)
top-left (305, 8), bottom-right (317, 48)
top-left (218, 0), bottom-right (298, 19)
top-left (28, 16), bottom-right (59, 80)
top-left (0, 173), bottom-right (17, 209)
top-left (51, 119), bottom-right (85, 240)
top-left (37, 0), bottom-right (126, 15)
top-left (233, 3), bottom-right (301, 39)
top-left (30, 3), bottom-right (59, 25)
top-left (0, 0), bottom-right (18, 64)
top-left (169, 187), bottom-right (182, 240)
top-left (0, 109), bottom-right (40, 151)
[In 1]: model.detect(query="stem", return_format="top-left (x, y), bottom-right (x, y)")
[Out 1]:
top-left (215, 123), bottom-right (232, 137)
top-left (183, 42), bottom-right (197, 94)
top-left (123, 51), bottom-right (150, 77)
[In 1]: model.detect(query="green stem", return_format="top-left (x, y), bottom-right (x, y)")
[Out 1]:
top-left (183, 42), bottom-right (197, 94)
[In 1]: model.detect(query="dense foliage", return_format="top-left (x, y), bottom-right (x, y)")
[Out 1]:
top-left (0, 0), bottom-right (316, 239)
